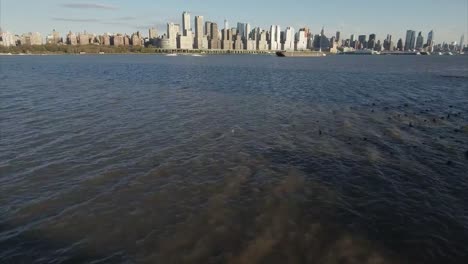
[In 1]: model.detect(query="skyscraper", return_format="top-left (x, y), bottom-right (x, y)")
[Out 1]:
top-left (427, 30), bottom-right (434, 47)
top-left (404, 30), bottom-right (416, 51)
top-left (237, 23), bottom-right (245, 40)
top-left (224, 20), bottom-right (229, 30)
top-left (182, 12), bottom-right (191, 36)
top-left (397, 38), bottom-right (404, 51)
top-left (282, 27), bottom-right (295, 51)
top-left (358, 35), bottom-right (366, 49)
top-left (205, 22), bottom-right (212, 38)
top-left (368, 34), bottom-right (376, 50)
top-left (269, 25), bottom-right (281, 50)
top-left (460, 35), bottom-right (465, 53)
top-left (167, 23), bottom-right (178, 49)
top-left (149, 28), bottom-right (157, 39)
top-left (194, 16), bottom-right (204, 49)
top-left (415, 31), bottom-right (424, 50)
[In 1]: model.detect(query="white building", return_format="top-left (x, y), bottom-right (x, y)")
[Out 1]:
top-left (167, 23), bottom-right (179, 49)
top-left (0, 30), bottom-right (16, 47)
top-left (182, 11), bottom-right (191, 36)
top-left (282, 27), bottom-right (295, 51)
top-left (257, 30), bottom-right (269, 51)
top-left (178, 33), bottom-right (193, 49)
top-left (295, 29), bottom-right (308, 51)
top-left (269, 25), bottom-right (281, 50)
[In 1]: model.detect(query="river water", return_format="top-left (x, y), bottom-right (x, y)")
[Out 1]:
top-left (1, 55), bottom-right (467, 263)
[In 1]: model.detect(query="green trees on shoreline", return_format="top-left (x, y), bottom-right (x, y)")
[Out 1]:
top-left (0, 45), bottom-right (158, 54)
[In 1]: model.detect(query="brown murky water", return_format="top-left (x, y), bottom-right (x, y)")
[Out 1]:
top-left (1, 55), bottom-right (467, 263)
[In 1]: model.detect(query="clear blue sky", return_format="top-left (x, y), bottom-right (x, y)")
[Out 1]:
top-left (1, 0), bottom-right (467, 43)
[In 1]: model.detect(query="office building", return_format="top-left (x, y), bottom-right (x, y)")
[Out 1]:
top-left (282, 27), bottom-right (295, 51)
top-left (415, 31), bottom-right (424, 50)
top-left (182, 11), bottom-right (191, 36)
top-left (269, 25), bottom-right (281, 50)
top-left (404, 30), bottom-right (416, 51)
top-left (194, 16), bottom-right (204, 49)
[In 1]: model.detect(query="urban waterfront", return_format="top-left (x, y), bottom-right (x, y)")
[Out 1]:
top-left (1, 55), bottom-right (467, 263)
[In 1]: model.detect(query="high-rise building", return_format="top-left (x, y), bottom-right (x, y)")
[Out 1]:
top-left (209, 23), bottom-right (220, 49)
top-left (269, 25), bottom-right (281, 50)
top-left (358, 35), bottom-right (366, 49)
top-left (0, 30), bottom-right (16, 47)
top-left (295, 29), bottom-right (308, 51)
top-left (415, 31), bottom-right (424, 50)
top-left (194, 16), bottom-right (204, 49)
top-left (404, 30), bottom-right (416, 51)
top-left (427, 30), bottom-right (434, 47)
top-left (205, 22), bottom-right (213, 39)
top-left (397, 38), bottom-right (404, 51)
top-left (149, 28), bottom-right (157, 39)
top-left (368, 34), bottom-right (376, 50)
top-left (257, 30), bottom-right (269, 51)
top-left (460, 35), bottom-right (465, 53)
top-left (281, 27), bottom-right (295, 51)
top-left (383, 34), bottom-right (393, 51)
top-left (167, 23), bottom-right (178, 49)
top-left (237, 23), bottom-right (245, 40)
top-left (224, 20), bottom-right (229, 30)
top-left (182, 11), bottom-right (191, 36)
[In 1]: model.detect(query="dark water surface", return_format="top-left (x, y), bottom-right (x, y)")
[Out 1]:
top-left (1, 55), bottom-right (468, 263)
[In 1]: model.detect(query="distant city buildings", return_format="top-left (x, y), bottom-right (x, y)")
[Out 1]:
top-left (1, 10), bottom-right (464, 54)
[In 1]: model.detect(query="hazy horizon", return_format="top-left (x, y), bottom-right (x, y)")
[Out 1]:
top-left (1, 0), bottom-right (467, 43)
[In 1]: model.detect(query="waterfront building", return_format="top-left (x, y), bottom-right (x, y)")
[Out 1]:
top-left (460, 35), bottom-right (465, 53)
top-left (101, 34), bottom-right (111, 46)
top-left (404, 30), bottom-right (416, 51)
top-left (205, 22), bottom-right (212, 39)
top-left (112, 34), bottom-right (124, 46)
top-left (237, 23), bottom-right (245, 40)
top-left (66, 31), bottom-right (77, 45)
top-left (178, 35), bottom-right (193, 49)
top-left (182, 11), bottom-right (191, 36)
top-left (295, 29), bottom-right (308, 51)
top-left (269, 25), bottom-right (281, 50)
top-left (234, 33), bottom-right (243, 50)
top-left (167, 23), bottom-right (179, 49)
top-left (358, 35), bottom-right (366, 49)
top-left (282, 27), bottom-right (295, 51)
top-left (78, 32), bottom-right (89, 45)
top-left (257, 30), bottom-right (269, 51)
top-left (20, 32), bottom-right (42, 45)
top-left (221, 28), bottom-right (232, 50)
top-left (397, 38), bottom-right (404, 51)
top-left (123, 35), bottom-right (130, 46)
top-left (383, 34), bottom-right (392, 50)
top-left (131, 32), bottom-right (142, 46)
top-left (415, 31), bottom-right (424, 50)
top-left (46, 30), bottom-right (61, 44)
top-left (368, 34), bottom-right (376, 50)
top-left (149, 28), bottom-right (157, 39)
top-left (427, 30), bottom-right (434, 47)
top-left (0, 30), bottom-right (16, 47)
top-left (194, 16), bottom-right (204, 49)
top-left (209, 23), bottom-right (220, 49)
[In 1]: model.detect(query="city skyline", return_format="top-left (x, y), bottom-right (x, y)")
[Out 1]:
top-left (1, 0), bottom-right (467, 43)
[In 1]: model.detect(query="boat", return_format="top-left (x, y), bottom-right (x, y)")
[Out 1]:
top-left (166, 53), bottom-right (178, 57)
top-left (191, 54), bottom-right (203, 57)
top-left (276, 51), bottom-right (326, 57)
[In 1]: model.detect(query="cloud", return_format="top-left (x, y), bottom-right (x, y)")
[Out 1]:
top-left (116, 16), bottom-right (138, 21)
top-left (60, 3), bottom-right (118, 10)
top-left (52, 17), bottom-right (100, 22)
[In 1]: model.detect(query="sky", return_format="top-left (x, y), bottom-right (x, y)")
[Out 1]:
top-left (1, 0), bottom-right (467, 43)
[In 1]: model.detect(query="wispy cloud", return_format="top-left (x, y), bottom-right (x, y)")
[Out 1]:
top-left (60, 3), bottom-right (118, 10)
top-left (52, 17), bottom-right (100, 22)
top-left (116, 16), bottom-right (138, 21)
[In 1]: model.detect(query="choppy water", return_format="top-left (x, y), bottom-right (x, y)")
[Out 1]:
top-left (1, 54), bottom-right (468, 264)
